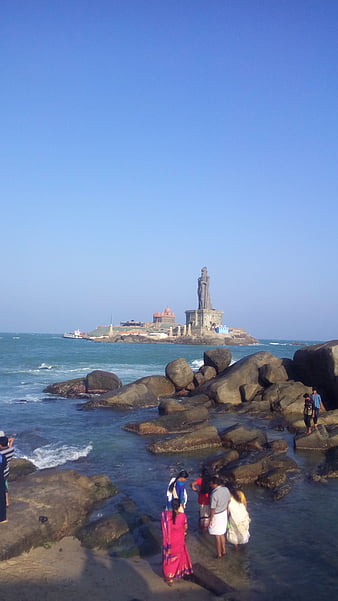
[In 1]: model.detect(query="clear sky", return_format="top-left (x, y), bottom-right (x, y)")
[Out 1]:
top-left (1, 0), bottom-right (337, 340)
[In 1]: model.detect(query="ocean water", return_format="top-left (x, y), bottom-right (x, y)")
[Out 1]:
top-left (0, 333), bottom-right (337, 600)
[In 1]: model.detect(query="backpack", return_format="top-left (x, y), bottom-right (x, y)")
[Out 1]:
top-left (304, 399), bottom-right (313, 416)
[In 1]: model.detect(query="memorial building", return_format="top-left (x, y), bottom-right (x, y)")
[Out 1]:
top-left (185, 267), bottom-right (223, 333)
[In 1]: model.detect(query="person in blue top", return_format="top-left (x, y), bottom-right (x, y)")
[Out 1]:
top-left (166, 470), bottom-right (189, 511)
top-left (311, 387), bottom-right (324, 429)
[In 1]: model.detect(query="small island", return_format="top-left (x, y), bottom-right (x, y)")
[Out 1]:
top-left (87, 267), bottom-right (258, 346)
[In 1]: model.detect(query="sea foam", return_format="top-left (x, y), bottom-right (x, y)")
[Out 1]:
top-left (23, 442), bottom-right (93, 469)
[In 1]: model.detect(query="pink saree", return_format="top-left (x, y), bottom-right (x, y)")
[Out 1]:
top-left (161, 510), bottom-right (193, 582)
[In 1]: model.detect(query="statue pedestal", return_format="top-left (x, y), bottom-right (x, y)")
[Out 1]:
top-left (185, 309), bottom-right (223, 332)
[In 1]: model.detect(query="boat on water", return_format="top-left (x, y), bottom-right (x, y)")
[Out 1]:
top-left (63, 329), bottom-right (85, 339)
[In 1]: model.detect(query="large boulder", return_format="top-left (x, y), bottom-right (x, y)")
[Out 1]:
top-left (44, 370), bottom-right (122, 398)
top-left (44, 377), bottom-right (86, 397)
top-left (165, 358), bottom-right (194, 389)
top-left (259, 357), bottom-right (289, 385)
top-left (0, 469), bottom-right (117, 560)
top-left (201, 352), bottom-right (278, 405)
top-left (220, 424), bottom-right (268, 451)
top-left (81, 376), bottom-right (175, 410)
top-left (86, 370), bottom-right (121, 393)
top-left (263, 381), bottom-right (312, 413)
top-left (293, 340), bottom-right (338, 409)
top-left (313, 446), bottom-right (338, 479)
top-left (203, 348), bottom-right (232, 374)
top-left (147, 425), bottom-right (222, 454)
top-left (158, 394), bottom-right (212, 415)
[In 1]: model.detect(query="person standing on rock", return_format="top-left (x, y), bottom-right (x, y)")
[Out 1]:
top-left (161, 498), bottom-right (193, 585)
top-left (303, 394), bottom-right (314, 434)
top-left (208, 476), bottom-right (231, 558)
top-left (191, 467), bottom-right (211, 530)
top-left (0, 452), bottom-right (8, 523)
top-left (166, 470), bottom-right (189, 512)
top-left (0, 434), bottom-right (15, 507)
top-left (311, 387), bottom-right (324, 429)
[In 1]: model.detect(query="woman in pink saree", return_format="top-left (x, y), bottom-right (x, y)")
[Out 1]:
top-left (161, 498), bottom-right (193, 585)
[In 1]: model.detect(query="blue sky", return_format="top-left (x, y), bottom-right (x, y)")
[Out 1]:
top-left (1, 0), bottom-right (337, 340)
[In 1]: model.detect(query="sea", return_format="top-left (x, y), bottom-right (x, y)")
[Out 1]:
top-left (1, 333), bottom-right (337, 600)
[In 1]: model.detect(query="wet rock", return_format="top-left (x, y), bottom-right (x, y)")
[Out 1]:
top-left (314, 446), bottom-right (338, 479)
top-left (158, 398), bottom-right (185, 414)
top-left (192, 562), bottom-right (234, 596)
top-left (124, 406), bottom-right (209, 435)
top-left (77, 514), bottom-right (129, 549)
top-left (44, 377), bottom-right (87, 398)
top-left (294, 425), bottom-right (329, 450)
top-left (273, 483), bottom-right (293, 500)
top-left (8, 458), bottom-right (36, 480)
top-left (203, 348), bottom-right (232, 374)
top-left (293, 340), bottom-right (338, 409)
top-left (86, 370), bottom-right (121, 393)
top-left (265, 439), bottom-right (288, 453)
top-left (206, 449), bottom-right (240, 472)
top-left (165, 357), bottom-right (194, 389)
top-left (147, 425), bottom-right (222, 454)
top-left (256, 468), bottom-right (287, 489)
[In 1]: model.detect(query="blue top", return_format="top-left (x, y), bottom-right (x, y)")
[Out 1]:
top-left (166, 477), bottom-right (187, 510)
top-left (311, 392), bottom-right (322, 409)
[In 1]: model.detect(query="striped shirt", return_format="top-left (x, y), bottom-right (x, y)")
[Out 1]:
top-left (0, 446), bottom-right (14, 479)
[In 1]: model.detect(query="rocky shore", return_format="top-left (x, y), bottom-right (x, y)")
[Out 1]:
top-left (4, 340), bottom-right (338, 598)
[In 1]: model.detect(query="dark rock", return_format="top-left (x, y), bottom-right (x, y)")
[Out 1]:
top-left (314, 446), bottom-right (338, 479)
top-left (44, 377), bottom-right (87, 398)
top-left (265, 439), bottom-right (288, 453)
top-left (8, 458), bottom-right (36, 480)
top-left (86, 370), bottom-right (121, 393)
top-left (293, 340), bottom-right (338, 409)
top-left (165, 358), bottom-right (194, 389)
top-left (78, 514), bottom-right (129, 549)
top-left (192, 562), bottom-right (234, 596)
top-left (203, 348), bottom-right (232, 374)
top-left (256, 468), bottom-right (287, 489)
top-left (294, 425), bottom-right (329, 451)
top-left (206, 449), bottom-right (240, 472)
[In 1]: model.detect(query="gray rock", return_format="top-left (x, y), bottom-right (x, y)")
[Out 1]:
top-left (77, 514), bottom-right (129, 549)
top-left (165, 358), bottom-right (194, 389)
top-left (0, 469), bottom-right (117, 560)
top-left (203, 348), bottom-right (232, 374)
top-left (82, 376), bottom-right (175, 410)
top-left (201, 351), bottom-right (280, 405)
top-left (263, 381), bottom-right (311, 413)
top-left (259, 357), bottom-right (289, 385)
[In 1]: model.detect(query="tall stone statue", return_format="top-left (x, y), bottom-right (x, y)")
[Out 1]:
top-left (198, 267), bottom-right (212, 310)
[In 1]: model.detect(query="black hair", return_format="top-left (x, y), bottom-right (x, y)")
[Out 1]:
top-left (200, 468), bottom-right (211, 494)
top-left (168, 470), bottom-right (188, 493)
top-left (172, 498), bottom-right (181, 523)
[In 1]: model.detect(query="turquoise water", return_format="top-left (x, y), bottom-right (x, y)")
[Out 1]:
top-left (0, 333), bottom-right (336, 600)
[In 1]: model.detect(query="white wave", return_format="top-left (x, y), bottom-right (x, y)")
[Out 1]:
top-left (269, 342), bottom-right (288, 346)
top-left (190, 359), bottom-right (204, 369)
top-left (22, 442), bottom-right (93, 469)
top-left (38, 363), bottom-right (54, 370)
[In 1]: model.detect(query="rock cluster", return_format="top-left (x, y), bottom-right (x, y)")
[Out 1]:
top-left (43, 341), bottom-right (338, 498)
